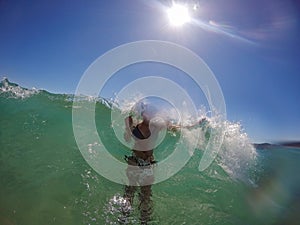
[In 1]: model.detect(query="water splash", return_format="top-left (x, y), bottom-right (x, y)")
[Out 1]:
top-left (112, 95), bottom-right (258, 185)
top-left (0, 78), bottom-right (39, 99)
top-left (180, 115), bottom-right (258, 185)
top-left (103, 193), bottom-right (137, 225)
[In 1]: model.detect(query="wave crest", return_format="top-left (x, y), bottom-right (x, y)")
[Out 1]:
top-left (0, 78), bottom-right (39, 99)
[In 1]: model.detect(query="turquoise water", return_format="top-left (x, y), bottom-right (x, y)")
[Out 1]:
top-left (0, 79), bottom-right (299, 225)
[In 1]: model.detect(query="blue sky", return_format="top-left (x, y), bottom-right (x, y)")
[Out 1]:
top-left (1, 0), bottom-right (299, 142)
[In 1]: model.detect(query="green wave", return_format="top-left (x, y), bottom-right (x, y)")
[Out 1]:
top-left (1, 78), bottom-right (298, 225)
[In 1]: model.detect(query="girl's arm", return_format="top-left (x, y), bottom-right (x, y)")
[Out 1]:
top-left (124, 116), bottom-right (133, 142)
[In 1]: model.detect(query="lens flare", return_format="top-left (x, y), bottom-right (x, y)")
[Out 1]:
top-left (167, 4), bottom-right (191, 26)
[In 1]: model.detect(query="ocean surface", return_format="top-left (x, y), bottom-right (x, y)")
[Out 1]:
top-left (1, 78), bottom-right (299, 225)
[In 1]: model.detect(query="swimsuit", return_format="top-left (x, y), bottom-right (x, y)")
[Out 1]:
top-left (124, 125), bottom-right (156, 167)
top-left (124, 155), bottom-right (154, 167)
top-left (125, 154), bottom-right (155, 185)
top-left (131, 125), bottom-right (149, 139)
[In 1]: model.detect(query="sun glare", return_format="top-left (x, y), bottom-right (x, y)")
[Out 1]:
top-left (167, 4), bottom-right (191, 26)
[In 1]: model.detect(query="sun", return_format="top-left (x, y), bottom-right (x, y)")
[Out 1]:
top-left (167, 4), bottom-right (191, 26)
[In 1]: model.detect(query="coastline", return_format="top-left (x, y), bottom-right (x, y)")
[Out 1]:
top-left (253, 142), bottom-right (300, 149)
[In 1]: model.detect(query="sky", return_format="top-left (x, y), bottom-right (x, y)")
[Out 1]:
top-left (0, 0), bottom-right (300, 143)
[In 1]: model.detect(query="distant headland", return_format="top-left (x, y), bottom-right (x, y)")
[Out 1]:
top-left (253, 142), bottom-right (300, 149)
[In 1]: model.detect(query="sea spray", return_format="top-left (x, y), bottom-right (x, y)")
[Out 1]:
top-left (107, 89), bottom-right (259, 186)
top-left (3, 78), bottom-right (297, 225)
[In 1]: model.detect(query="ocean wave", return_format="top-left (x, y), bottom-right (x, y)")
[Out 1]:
top-left (0, 78), bottom-right (116, 110)
top-left (0, 78), bottom-right (40, 99)
top-left (110, 94), bottom-right (259, 185)
top-left (180, 117), bottom-right (258, 185)
top-left (1, 78), bottom-right (258, 186)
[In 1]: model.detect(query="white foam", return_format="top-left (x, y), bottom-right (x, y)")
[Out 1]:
top-left (217, 120), bottom-right (258, 184)
top-left (103, 193), bottom-right (137, 225)
top-left (113, 96), bottom-right (258, 185)
top-left (180, 115), bottom-right (258, 185)
top-left (0, 78), bottom-right (39, 99)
